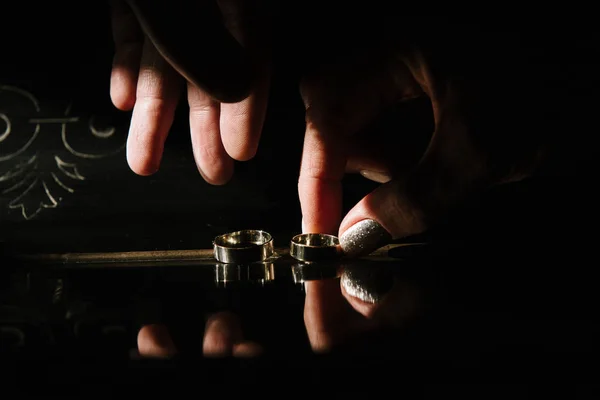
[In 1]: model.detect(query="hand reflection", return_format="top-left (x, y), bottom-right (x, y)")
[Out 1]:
top-left (135, 261), bottom-right (421, 357)
top-left (302, 261), bottom-right (421, 352)
top-left (136, 311), bottom-right (262, 358)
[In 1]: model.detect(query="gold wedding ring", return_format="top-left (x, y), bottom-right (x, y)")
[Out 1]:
top-left (213, 230), bottom-right (274, 264)
top-left (290, 233), bottom-right (342, 262)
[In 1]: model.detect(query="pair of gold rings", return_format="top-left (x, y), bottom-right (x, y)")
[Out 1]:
top-left (213, 229), bottom-right (342, 264)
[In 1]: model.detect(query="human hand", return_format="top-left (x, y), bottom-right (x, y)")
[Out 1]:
top-left (298, 19), bottom-right (550, 257)
top-left (137, 311), bottom-right (262, 358)
top-left (110, 0), bottom-right (271, 183)
top-left (135, 262), bottom-right (420, 356)
top-left (301, 260), bottom-right (421, 352)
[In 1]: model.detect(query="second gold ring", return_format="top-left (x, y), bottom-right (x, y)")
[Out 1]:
top-left (290, 233), bottom-right (342, 262)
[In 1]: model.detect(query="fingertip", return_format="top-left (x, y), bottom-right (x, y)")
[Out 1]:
top-left (340, 268), bottom-right (421, 328)
top-left (126, 139), bottom-right (160, 176)
top-left (340, 263), bottom-right (394, 318)
top-left (232, 341), bottom-right (263, 358)
top-left (339, 180), bottom-right (425, 243)
top-left (128, 162), bottom-right (159, 176)
top-left (220, 75), bottom-right (269, 162)
top-left (110, 67), bottom-right (137, 110)
top-left (340, 281), bottom-right (379, 319)
top-left (197, 161), bottom-right (234, 186)
top-left (110, 84), bottom-right (136, 111)
top-left (220, 105), bottom-right (262, 162)
top-left (137, 324), bottom-right (177, 358)
top-left (203, 312), bottom-right (243, 357)
top-left (224, 140), bottom-right (258, 162)
top-left (219, 128), bottom-right (257, 162)
top-left (127, 157), bottom-right (159, 176)
top-left (110, 46), bottom-right (142, 111)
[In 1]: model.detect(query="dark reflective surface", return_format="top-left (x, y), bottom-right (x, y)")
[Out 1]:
top-left (2, 3), bottom-right (600, 397)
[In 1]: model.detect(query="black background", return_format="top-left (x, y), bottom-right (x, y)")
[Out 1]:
top-left (1, 3), bottom-right (600, 396)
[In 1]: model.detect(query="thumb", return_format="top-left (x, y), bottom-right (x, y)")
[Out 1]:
top-left (338, 84), bottom-right (488, 258)
top-left (337, 180), bottom-right (423, 258)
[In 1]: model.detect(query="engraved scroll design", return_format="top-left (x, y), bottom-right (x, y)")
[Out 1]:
top-left (0, 85), bottom-right (126, 220)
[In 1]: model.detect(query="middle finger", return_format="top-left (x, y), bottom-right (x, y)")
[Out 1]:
top-left (126, 36), bottom-right (182, 176)
top-left (187, 82), bottom-right (234, 185)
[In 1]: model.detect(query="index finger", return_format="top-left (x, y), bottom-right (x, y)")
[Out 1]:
top-left (125, 0), bottom-right (254, 103)
top-left (298, 123), bottom-right (346, 235)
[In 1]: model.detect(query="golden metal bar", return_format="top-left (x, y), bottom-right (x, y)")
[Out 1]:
top-left (13, 244), bottom-right (422, 268)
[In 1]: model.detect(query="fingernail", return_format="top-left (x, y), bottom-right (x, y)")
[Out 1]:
top-left (341, 263), bottom-right (394, 303)
top-left (340, 219), bottom-right (392, 258)
top-left (359, 170), bottom-right (392, 183)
